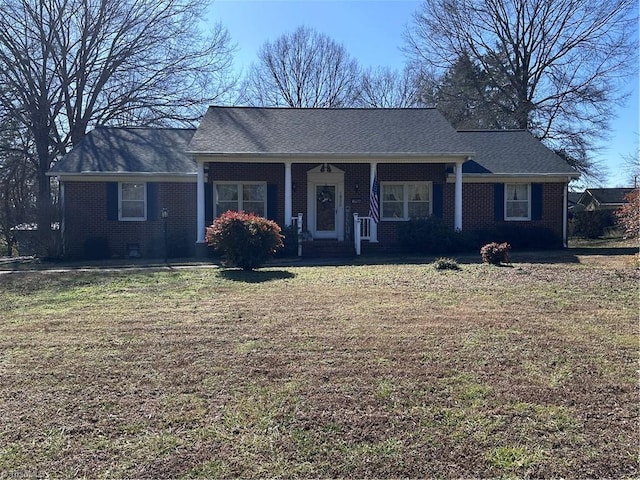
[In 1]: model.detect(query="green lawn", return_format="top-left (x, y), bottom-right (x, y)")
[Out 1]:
top-left (0, 253), bottom-right (638, 478)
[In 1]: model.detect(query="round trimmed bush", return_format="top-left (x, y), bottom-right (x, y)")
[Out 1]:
top-left (205, 211), bottom-right (284, 270)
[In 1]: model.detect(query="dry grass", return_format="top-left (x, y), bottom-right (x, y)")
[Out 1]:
top-left (0, 252), bottom-right (638, 478)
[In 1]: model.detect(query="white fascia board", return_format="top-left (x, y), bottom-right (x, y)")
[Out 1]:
top-left (49, 172), bottom-right (197, 183)
top-left (189, 152), bottom-right (474, 164)
top-left (447, 173), bottom-right (580, 183)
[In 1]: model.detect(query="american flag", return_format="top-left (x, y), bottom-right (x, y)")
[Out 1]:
top-left (369, 173), bottom-right (380, 223)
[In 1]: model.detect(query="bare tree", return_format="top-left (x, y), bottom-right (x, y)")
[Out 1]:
top-left (405, 0), bottom-right (637, 178)
top-left (0, 0), bottom-right (236, 251)
top-left (0, 110), bottom-right (36, 256)
top-left (356, 66), bottom-right (434, 108)
top-left (621, 149), bottom-right (640, 188)
top-left (242, 26), bottom-right (360, 108)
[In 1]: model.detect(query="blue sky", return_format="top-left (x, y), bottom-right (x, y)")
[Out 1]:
top-left (209, 0), bottom-right (639, 187)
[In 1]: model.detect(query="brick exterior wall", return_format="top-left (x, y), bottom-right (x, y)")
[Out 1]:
top-left (444, 182), bottom-right (566, 241)
top-left (61, 164), bottom-right (567, 258)
top-left (210, 162), bottom-right (375, 228)
top-left (376, 163), bottom-right (448, 245)
top-left (63, 181), bottom-right (196, 259)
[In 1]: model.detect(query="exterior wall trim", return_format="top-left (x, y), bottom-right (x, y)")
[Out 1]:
top-left (192, 154), bottom-right (470, 164)
top-left (447, 174), bottom-right (578, 183)
top-left (52, 173), bottom-right (196, 183)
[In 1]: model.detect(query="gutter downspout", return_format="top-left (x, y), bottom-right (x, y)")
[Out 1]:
top-left (196, 162), bottom-right (205, 244)
top-left (563, 179), bottom-right (569, 248)
top-left (60, 182), bottom-right (65, 257)
top-left (454, 160), bottom-right (465, 231)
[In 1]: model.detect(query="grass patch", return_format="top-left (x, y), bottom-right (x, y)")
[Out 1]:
top-left (0, 258), bottom-right (638, 478)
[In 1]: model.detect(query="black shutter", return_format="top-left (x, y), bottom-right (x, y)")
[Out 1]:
top-left (106, 182), bottom-right (118, 221)
top-left (146, 183), bottom-right (158, 221)
top-left (494, 183), bottom-right (505, 221)
top-left (432, 183), bottom-right (443, 218)
top-left (267, 184), bottom-right (278, 221)
top-left (531, 183), bottom-right (543, 220)
top-left (205, 183), bottom-right (213, 225)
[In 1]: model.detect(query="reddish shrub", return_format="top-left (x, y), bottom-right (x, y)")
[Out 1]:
top-left (615, 189), bottom-right (639, 238)
top-left (480, 242), bottom-right (511, 265)
top-left (205, 211), bottom-right (284, 270)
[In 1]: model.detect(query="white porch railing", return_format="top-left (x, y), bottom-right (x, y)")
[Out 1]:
top-left (353, 214), bottom-right (372, 255)
top-left (290, 213), bottom-right (303, 257)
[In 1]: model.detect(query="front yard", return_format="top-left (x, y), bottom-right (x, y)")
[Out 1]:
top-left (0, 251), bottom-right (637, 478)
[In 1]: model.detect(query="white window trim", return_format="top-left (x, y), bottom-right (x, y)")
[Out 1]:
top-left (118, 182), bottom-right (147, 221)
top-left (380, 181), bottom-right (432, 221)
top-left (214, 181), bottom-right (267, 217)
top-left (504, 183), bottom-right (531, 221)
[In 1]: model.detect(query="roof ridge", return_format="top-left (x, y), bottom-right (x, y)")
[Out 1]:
top-left (457, 129), bottom-right (528, 133)
top-left (92, 126), bottom-right (196, 131)
top-left (207, 105), bottom-right (439, 112)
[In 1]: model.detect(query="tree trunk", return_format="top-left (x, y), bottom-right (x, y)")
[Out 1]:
top-left (34, 127), bottom-right (53, 256)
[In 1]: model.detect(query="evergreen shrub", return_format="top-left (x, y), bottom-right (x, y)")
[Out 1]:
top-left (433, 257), bottom-right (461, 270)
top-left (397, 217), bottom-right (475, 254)
top-left (569, 210), bottom-right (616, 238)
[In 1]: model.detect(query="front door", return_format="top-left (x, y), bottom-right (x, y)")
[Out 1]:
top-left (307, 164), bottom-right (345, 241)
top-left (315, 184), bottom-right (337, 238)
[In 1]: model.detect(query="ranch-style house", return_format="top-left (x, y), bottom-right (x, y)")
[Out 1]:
top-left (49, 106), bottom-right (579, 259)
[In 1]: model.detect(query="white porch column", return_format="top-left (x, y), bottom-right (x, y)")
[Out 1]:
top-left (454, 160), bottom-right (463, 231)
top-left (284, 161), bottom-right (292, 226)
top-left (369, 162), bottom-right (378, 242)
top-left (196, 162), bottom-right (205, 243)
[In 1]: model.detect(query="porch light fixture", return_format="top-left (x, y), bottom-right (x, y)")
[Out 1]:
top-left (320, 163), bottom-right (332, 173)
top-left (320, 163), bottom-right (325, 172)
top-left (161, 207), bottom-right (168, 219)
top-left (326, 164), bottom-right (331, 172)
top-left (355, 182), bottom-right (359, 192)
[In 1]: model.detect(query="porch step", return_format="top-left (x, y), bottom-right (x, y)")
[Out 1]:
top-left (302, 240), bottom-right (356, 258)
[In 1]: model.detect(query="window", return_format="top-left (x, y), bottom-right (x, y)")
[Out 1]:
top-left (505, 183), bottom-right (531, 220)
top-left (381, 182), bottom-right (432, 220)
top-left (215, 182), bottom-right (266, 217)
top-left (119, 182), bottom-right (146, 221)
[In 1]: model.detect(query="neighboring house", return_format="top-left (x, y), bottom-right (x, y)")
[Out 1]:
top-left (48, 107), bottom-right (579, 259)
top-left (568, 191), bottom-right (585, 213)
top-left (577, 188), bottom-right (635, 211)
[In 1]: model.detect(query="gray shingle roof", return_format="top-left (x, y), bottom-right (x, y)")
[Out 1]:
top-left (580, 188), bottom-right (635, 206)
top-left (49, 111), bottom-right (581, 178)
top-left (188, 106), bottom-right (474, 156)
top-left (50, 127), bottom-right (196, 175)
top-left (459, 130), bottom-right (578, 175)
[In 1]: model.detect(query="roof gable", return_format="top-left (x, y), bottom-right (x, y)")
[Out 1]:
top-left (188, 106), bottom-right (474, 157)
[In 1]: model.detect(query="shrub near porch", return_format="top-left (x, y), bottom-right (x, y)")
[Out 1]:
top-left (205, 211), bottom-right (283, 270)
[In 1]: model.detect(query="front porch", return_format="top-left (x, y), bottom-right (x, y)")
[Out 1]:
top-left (195, 160), bottom-right (465, 256)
